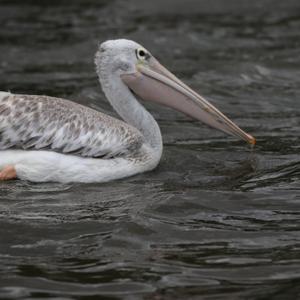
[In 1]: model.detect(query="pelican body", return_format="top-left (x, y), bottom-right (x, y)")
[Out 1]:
top-left (0, 39), bottom-right (255, 183)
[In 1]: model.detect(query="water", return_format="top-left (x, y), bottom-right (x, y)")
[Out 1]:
top-left (0, 0), bottom-right (299, 299)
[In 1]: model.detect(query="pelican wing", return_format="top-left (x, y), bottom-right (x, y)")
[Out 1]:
top-left (0, 93), bottom-right (144, 158)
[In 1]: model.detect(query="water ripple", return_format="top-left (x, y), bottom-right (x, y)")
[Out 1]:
top-left (0, 0), bottom-right (300, 299)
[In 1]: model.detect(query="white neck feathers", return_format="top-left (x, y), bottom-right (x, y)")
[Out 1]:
top-left (97, 65), bottom-right (163, 153)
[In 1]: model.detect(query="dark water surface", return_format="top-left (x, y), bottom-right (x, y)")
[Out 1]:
top-left (0, 0), bottom-right (300, 299)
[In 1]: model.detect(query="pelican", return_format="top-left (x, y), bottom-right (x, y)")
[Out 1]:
top-left (0, 39), bottom-right (255, 183)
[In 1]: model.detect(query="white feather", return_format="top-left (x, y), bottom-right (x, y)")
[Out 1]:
top-left (0, 146), bottom-right (158, 183)
top-left (0, 91), bottom-right (11, 100)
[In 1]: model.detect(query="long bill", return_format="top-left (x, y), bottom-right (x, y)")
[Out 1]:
top-left (121, 57), bottom-right (256, 145)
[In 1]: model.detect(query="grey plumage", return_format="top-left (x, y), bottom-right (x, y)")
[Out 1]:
top-left (0, 94), bottom-right (145, 158)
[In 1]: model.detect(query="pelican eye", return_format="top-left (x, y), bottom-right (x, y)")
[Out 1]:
top-left (136, 48), bottom-right (150, 60)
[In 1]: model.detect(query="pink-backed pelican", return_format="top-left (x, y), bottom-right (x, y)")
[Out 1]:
top-left (0, 39), bottom-right (255, 183)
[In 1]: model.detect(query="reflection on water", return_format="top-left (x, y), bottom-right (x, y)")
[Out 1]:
top-left (0, 0), bottom-right (299, 299)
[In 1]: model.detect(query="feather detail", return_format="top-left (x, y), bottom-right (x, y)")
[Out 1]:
top-left (0, 94), bottom-right (144, 158)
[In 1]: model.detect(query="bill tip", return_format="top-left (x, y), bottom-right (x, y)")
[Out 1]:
top-left (248, 135), bottom-right (256, 146)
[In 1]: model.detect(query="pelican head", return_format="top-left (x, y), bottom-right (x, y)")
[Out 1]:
top-left (95, 39), bottom-right (256, 145)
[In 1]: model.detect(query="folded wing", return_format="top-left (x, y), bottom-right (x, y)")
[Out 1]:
top-left (0, 94), bottom-right (144, 158)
